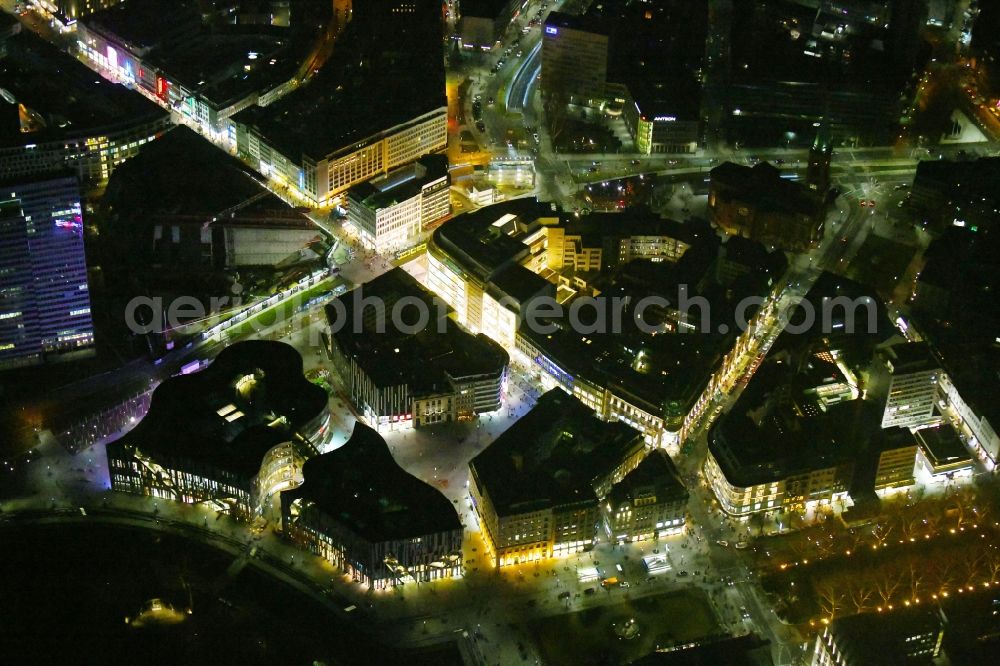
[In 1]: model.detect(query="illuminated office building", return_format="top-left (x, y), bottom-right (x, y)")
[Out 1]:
top-left (0, 28), bottom-right (169, 185)
top-left (541, 12), bottom-right (609, 103)
top-left (603, 449), bottom-right (688, 544)
top-left (346, 155), bottom-right (449, 253)
top-left (282, 422), bottom-right (463, 588)
top-left (469, 388), bottom-right (646, 567)
top-left (106, 341), bottom-right (330, 520)
top-left (327, 268), bottom-right (509, 430)
top-left (0, 173), bottom-right (94, 369)
top-left (881, 343), bottom-right (941, 430)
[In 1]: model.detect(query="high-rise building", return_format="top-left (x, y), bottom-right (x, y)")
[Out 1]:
top-left (0, 173), bottom-right (94, 369)
top-left (807, 124), bottom-right (833, 192)
top-left (541, 12), bottom-right (609, 103)
top-left (346, 155), bottom-right (449, 253)
top-left (881, 343), bottom-right (941, 429)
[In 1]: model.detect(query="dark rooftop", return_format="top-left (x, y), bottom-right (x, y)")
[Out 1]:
top-left (327, 268), bottom-right (508, 394)
top-left (884, 342), bottom-right (938, 375)
top-left (348, 155), bottom-right (448, 211)
top-left (84, 0), bottom-right (330, 109)
top-left (461, 0), bottom-right (515, 19)
top-left (234, 0), bottom-right (444, 161)
top-left (102, 124), bottom-right (303, 223)
top-left (430, 199), bottom-right (551, 281)
top-left (544, 11), bottom-right (612, 36)
top-left (83, 0), bottom-right (201, 51)
top-left (628, 75), bottom-right (702, 122)
top-left (470, 388), bottom-right (645, 516)
top-left (488, 263), bottom-right (553, 304)
top-left (112, 341), bottom-right (328, 478)
top-left (283, 421), bottom-right (461, 542)
top-left (631, 633), bottom-right (773, 665)
top-left (607, 448), bottom-right (687, 507)
top-left (825, 608), bottom-right (943, 665)
top-left (711, 162), bottom-right (826, 219)
top-left (728, 0), bottom-right (912, 89)
top-left (0, 30), bottom-right (165, 148)
top-left (914, 424), bottom-right (972, 469)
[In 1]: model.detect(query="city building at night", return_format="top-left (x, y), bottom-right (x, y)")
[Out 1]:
top-left (0, 27), bottom-right (170, 185)
top-left (910, 157), bottom-right (1000, 233)
top-left (428, 200), bottom-right (778, 449)
top-left (880, 342), bottom-right (941, 430)
top-left (326, 267), bottom-right (509, 430)
top-left (541, 11), bottom-right (610, 104)
top-left (345, 155), bottom-right (449, 253)
top-left (282, 421), bottom-right (463, 588)
top-left (233, 0), bottom-right (446, 205)
top-left (603, 448), bottom-right (688, 544)
top-left (106, 341), bottom-right (330, 520)
top-left (708, 162), bottom-right (827, 252)
top-left (914, 423), bottom-right (975, 482)
top-left (0, 173), bottom-right (94, 369)
top-left (30, 0), bottom-right (123, 29)
top-left (706, 275), bottom-right (902, 515)
top-left (542, 1), bottom-right (707, 153)
top-left (100, 125), bottom-right (321, 269)
top-left (458, 0), bottom-right (524, 51)
top-left (909, 229), bottom-right (1000, 472)
top-left (812, 607), bottom-right (944, 666)
top-left (469, 388), bottom-right (646, 567)
top-left (75, 0), bottom-right (337, 141)
top-left (617, 78), bottom-right (701, 155)
top-left (718, 0), bottom-right (921, 147)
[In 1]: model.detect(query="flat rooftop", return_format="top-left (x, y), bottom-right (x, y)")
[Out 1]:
top-left (348, 155), bottom-right (448, 211)
top-left (826, 609), bottom-right (942, 666)
top-left (711, 162), bottom-right (825, 218)
top-left (729, 0), bottom-right (911, 88)
top-left (84, 0), bottom-right (329, 109)
top-left (234, 1), bottom-right (444, 161)
top-left (711, 347), bottom-right (884, 488)
top-left (915, 424), bottom-right (972, 469)
top-left (103, 125), bottom-right (305, 223)
top-left (884, 342), bottom-right (938, 375)
top-left (327, 268), bottom-right (508, 393)
top-left (470, 388), bottom-right (645, 516)
top-left (83, 0), bottom-right (201, 51)
top-left (607, 449), bottom-right (687, 507)
top-left (544, 11), bottom-right (612, 36)
top-left (112, 341), bottom-right (328, 478)
top-left (461, 0), bottom-right (515, 19)
top-left (0, 31), bottom-right (165, 147)
top-left (284, 422), bottom-right (461, 542)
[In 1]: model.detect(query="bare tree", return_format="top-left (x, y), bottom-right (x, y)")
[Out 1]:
top-left (872, 521), bottom-right (894, 547)
top-left (906, 558), bottom-right (927, 600)
top-left (847, 574), bottom-right (875, 614)
top-left (816, 580), bottom-right (845, 620)
top-left (874, 567), bottom-right (904, 606)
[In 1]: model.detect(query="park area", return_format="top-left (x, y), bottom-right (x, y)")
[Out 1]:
top-left (754, 484), bottom-right (1000, 625)
top-left (528, 588), bottom-right (723, 665)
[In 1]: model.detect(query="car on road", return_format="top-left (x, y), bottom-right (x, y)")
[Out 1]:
top-left (716, 540), bottom-right (729, 547)
top-left (735, 541), bottom-right (749, 550)
top-left (584, 587), bottom-right (596, 595)
top-left (677, 571), bottom-right (689, 577)
top-left (741, 607), bottom-right (751, 619)
top-left (558, 591), bottom-right (571, 600)
top-left (619, 581), bottom-right (630, 588)
top-left (476, 121), bottom-right (486, 132)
